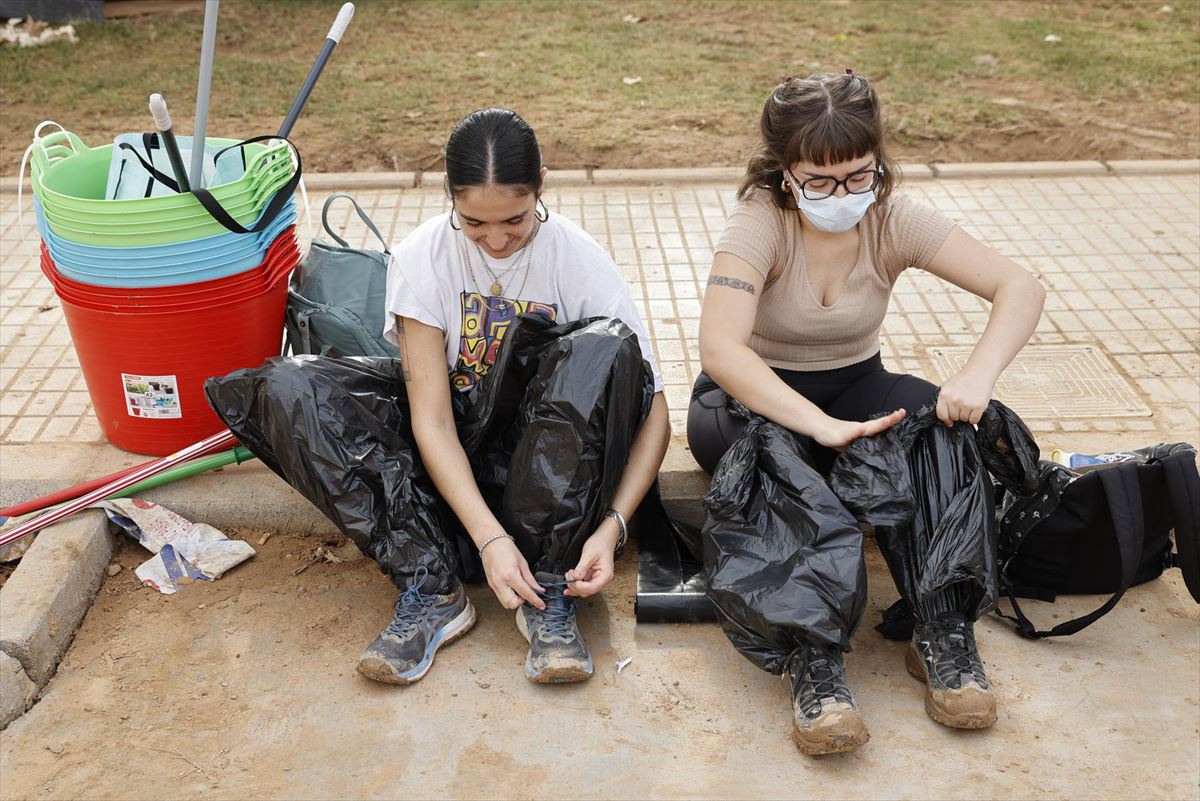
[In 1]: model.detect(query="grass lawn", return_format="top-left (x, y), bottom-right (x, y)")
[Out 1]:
top-left (1, 0), bottom-right (1197, 173)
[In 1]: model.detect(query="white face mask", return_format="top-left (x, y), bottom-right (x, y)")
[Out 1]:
top-left (790, 181), bottom-right (876, 233)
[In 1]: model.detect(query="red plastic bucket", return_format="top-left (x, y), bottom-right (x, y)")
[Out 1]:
top-left (41, 252), bottom-right (296, 317)
top-left (45, 249), bottom-right (297, 455)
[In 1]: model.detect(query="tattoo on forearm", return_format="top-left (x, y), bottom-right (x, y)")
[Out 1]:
top-left (707, 275), bottom-right (756, 295)
top-left (397, 319), bottom-right (412, 382)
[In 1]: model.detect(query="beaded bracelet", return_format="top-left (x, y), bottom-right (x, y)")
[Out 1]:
top-left (478, 532), bottom-right (514, 556)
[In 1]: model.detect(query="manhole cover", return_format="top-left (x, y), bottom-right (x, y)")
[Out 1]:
top-left (928, 345), bottom-right (1151, 419)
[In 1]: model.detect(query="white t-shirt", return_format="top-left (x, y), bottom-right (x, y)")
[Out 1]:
top-left (384, 212), bottom-right (663, 394)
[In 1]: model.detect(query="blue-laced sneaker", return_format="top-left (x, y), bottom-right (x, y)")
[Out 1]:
top-left (514, 572), bottom-right (593, 684)
top-left (356, 571), bottom-right (475, 685)
top-left (906, 612), bottom-right (997, 729)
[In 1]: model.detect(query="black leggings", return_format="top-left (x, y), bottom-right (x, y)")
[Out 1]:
top-left (687, 352), bottom-right (938, 476)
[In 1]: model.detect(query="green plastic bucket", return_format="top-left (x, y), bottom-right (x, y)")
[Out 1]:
top-left (35, 155), bottom-right (292, 225)
top-left (29, 129), bottom-right (293, 217)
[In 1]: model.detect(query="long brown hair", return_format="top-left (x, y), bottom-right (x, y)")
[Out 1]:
top-left (739, 72), bottom-right (897, 210)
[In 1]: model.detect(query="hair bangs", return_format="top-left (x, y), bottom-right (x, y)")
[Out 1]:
top-left (787, 113), bottom-right (879, 168)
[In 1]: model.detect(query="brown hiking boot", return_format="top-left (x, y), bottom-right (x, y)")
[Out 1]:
top-left (906, 613), bottom-right (997, 729)
top-left (786, 642), bottom-right (870, 755)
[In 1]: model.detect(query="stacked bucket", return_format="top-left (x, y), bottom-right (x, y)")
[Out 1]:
top-left (29, 128), bottom-right (300, 456)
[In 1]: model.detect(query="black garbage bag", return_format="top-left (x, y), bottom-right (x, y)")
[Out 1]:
top-left (702, 401), bottom-right (867, 673)
top-left (828, 400), bottom-right (1040, 638)
top-left (467, 316), bottom-right (654, 570)
top-left (204, 314), bottom-right (653, 591)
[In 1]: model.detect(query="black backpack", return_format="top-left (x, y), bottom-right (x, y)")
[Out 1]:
top-left (994, 443), bottom-right (1200, 639)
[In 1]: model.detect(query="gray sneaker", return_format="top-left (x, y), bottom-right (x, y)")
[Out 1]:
top-left (514, 572), bottom-right (593, 683)
top-left (356, 573), bottom-right (475, 685)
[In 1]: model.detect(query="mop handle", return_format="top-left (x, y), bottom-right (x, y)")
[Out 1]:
top-left (190, 0), bottom-right (220, 188)
top-left (0, 430), bottom-right (238, 548)
top-left (277, 2), bottom-right (355, 138)
top-left (149, 93), bottom-right (191, 193)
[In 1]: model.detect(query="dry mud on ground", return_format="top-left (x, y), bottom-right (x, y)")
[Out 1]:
top-left (1, 529), bottom-right (1198, 800)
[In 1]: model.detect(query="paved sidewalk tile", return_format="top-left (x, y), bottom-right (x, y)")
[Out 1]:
top-left (2, 173), bottom-right (1197, 458)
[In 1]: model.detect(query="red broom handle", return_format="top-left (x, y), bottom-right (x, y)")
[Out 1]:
top-left (0, 459), bottom-right (160, 519)
top-left (0, 430), bottom-right (238, 548)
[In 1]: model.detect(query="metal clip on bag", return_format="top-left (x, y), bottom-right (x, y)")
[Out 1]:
top-left (284, 193), bottom-right (398, 358)
top-left (995, 443), bottom-right (1200, 639)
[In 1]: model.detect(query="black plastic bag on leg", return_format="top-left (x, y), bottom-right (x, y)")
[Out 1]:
top-left (702, 402), bottom-right (867, 674)
top-left (456, 316), bottom-right (654, 573)
top-left (828, 399), bottom-right (1040, 636)
top-left (206, 314), bottom-right (655, 594)
top-left (502, 319), bottom-right (653, 572)
top-left (204, 356), bottom-right (467, 591)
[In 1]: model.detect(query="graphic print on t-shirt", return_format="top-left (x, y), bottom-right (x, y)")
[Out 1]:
top-left (452, 291), bottom-right (558, 390)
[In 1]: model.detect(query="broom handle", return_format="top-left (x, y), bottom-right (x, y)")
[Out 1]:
top-left (0, 430), bottom-right (237, 548)
top-left (190, 0), bottom-right (220, 187)
top-left (277, 3), bottom-right (354, 138)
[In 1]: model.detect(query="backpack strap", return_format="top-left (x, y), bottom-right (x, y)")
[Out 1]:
top-left (1000, 462), bottom-right (1145, 638)
top-left (1161, 452), bottom-right (1200, 602)
top-left (321, 193), bottom-right (390, 254)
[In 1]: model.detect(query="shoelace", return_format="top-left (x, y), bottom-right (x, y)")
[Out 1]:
top-left (536, 578), bottom-right (577, 640)
top-left (384, 567), bottom-right (441, 639)
top-left (926, 619), bottom-right (988, 688)
top-left (790, 645), bottom-right (853, 715)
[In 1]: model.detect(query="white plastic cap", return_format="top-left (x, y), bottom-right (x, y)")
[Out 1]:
top-left (148, 93), bottom-right (172, 131)
top-left (328, 3), bottom-right (354, 43)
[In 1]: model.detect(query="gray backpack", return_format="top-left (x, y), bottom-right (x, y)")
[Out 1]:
top-left (285, 193), bottom-right (399, 357)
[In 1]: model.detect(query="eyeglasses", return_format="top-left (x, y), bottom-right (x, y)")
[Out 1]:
top-left (788, 166), bottom-right (882, 201)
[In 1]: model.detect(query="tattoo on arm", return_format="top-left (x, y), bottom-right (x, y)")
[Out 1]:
top-left (397, 319), bottom-right (412, 382)
top-left (707, 275), bottom-right (756, 295)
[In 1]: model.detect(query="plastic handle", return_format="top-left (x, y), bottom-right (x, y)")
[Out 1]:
top-left (327, 2), bottom-right (354, 42)
top-left (148, 93), bottom-right (172, 131)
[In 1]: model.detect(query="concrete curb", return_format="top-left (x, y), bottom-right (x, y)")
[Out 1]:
top-left (931, 160), bottom-right (1108, 178)
top-left (0, 461), bottom-right (707, 537)
top-left (0, 652), bottom-right (37, 730)
top-left (0, 512), bottom-right (111, 689)
top-left (1105, 159), bottom-right (1200, 175)
top-left (3, 159), bottom-right (1196, 194)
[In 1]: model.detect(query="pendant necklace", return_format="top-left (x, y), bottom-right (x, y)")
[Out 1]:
top-left (460, 221), bottom-right (540, 313)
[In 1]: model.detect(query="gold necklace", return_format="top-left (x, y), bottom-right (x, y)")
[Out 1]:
top-left (459, 222), bottom-right (540, 313)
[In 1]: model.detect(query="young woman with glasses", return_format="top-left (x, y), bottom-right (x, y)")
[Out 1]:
top-left (689, 72), bottom-right (1045, 754)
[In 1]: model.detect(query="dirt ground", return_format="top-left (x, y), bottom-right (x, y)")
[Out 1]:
top-left (1, 528), bottom-right (1198, 800)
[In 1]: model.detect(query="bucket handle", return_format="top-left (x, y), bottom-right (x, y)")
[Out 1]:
top-left (18, 122), bottom-right (85, 237)
top-left (117, 134), bottom-right (303, 236)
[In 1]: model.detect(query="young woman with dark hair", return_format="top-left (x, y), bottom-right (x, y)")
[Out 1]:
top-left (691, 73), bottom-right (1045, 754)
top-left (364, 108), bottom-right (670, 686)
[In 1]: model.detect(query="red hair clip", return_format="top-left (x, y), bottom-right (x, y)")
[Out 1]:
top-left (846, 68), bottom-right (855, 75)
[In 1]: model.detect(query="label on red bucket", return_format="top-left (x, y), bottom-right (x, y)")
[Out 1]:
top-left (121, 373), bottom-right (182, 419)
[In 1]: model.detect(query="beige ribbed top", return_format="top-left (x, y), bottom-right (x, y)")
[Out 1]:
top-left (715, 191), bottom-right (956, 371)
